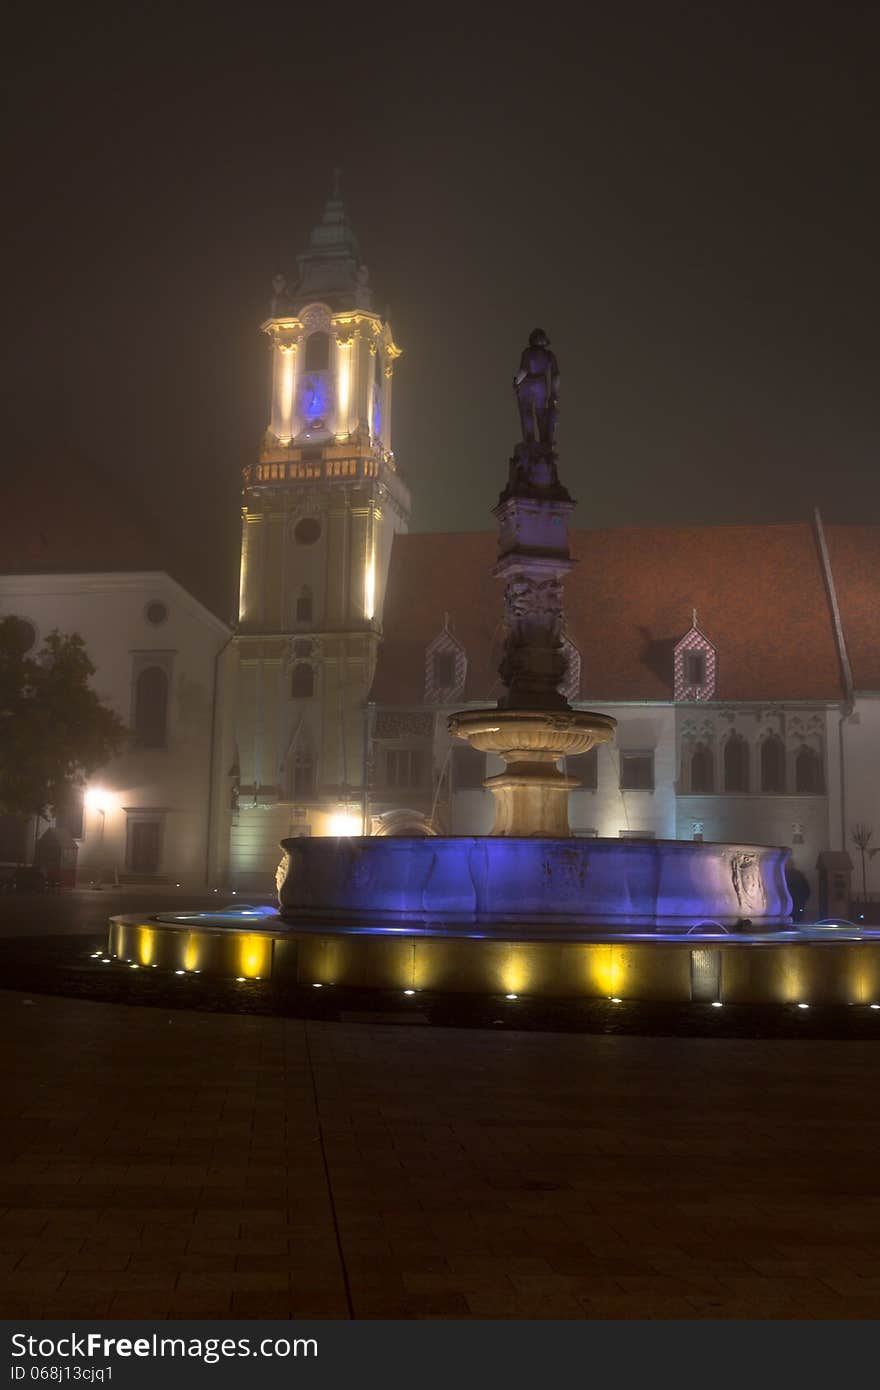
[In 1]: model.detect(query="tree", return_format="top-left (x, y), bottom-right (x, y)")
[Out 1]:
top-left (0, 619), bottom-right (126, 856)
top-left (850, 823), bottom-right (880, 907)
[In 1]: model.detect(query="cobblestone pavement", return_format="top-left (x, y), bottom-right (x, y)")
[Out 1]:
top-left (2, 989), bottom-right (880, 1320)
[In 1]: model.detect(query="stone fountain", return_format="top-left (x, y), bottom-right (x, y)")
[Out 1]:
top-left (113, 330), bottom-right (861, 1007)
top-left (271, 330), bottom-right (791, 933)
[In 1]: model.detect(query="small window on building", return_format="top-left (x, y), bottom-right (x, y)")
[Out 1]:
top-left (384, 747), bottom-right (427, 790)
top-left (619, 830), bottom-right (656, 840)
top-left (126, 818), bottom-right (162, 874)
top-left (566, 746), bottom-right (598, 790)
top-left (296, 586), bottom-right (313, 623)
top-left (452, 744), bottom-right (485, 790)
top-left (685, 652), bottom-right (705, 686)
top-left (795, 746), bottom-right (823, 794)
top-left (304, 331), bottom-right (330, 372)
top-left (760, 734), bottom-right (785, 794)
top-left (425, 632), bottom-right (466, 702)
top-left (291, 743), bottom-right (316, 800)
top-left (291, 665), bottom-right (315, 699)
top-left (620, 752), bottom-right (654, 791)
top-left (133, 667), bottom-right (168, 749)
top-left (690, 743), bottom-right (714, 794)
top-left (723, 733), bottom-right (749, 792)
top-left (433, 650), bottom-right (456, 688)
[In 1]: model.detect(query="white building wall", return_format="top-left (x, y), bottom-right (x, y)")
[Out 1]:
top-left (0, 572), bottom-right (229, 885)
top-left (831, 695), bottom-right (880, 899)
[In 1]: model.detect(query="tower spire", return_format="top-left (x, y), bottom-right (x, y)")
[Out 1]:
top-left (292, 171), bottom-right (362, 305)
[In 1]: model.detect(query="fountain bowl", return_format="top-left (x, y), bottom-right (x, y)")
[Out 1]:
top-left (275, 834), bottom-right (791, 931)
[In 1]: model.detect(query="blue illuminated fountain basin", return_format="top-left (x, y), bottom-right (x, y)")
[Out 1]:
top-left (275, 835), bottom-right (792, 933)
top-left (109, 835), bottom-right (880, 1005)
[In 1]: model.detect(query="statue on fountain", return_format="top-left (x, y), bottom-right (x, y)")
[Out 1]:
top-left (505, 329), bottom-right (570, 499)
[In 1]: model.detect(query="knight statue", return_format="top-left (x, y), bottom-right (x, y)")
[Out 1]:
top-left (513, 328), bottom-right (560, 447)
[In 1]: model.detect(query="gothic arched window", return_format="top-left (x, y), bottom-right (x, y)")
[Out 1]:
top-left (133, 667), bottom-right (168, 749)
top-left (291, 665), bottom-right (314, 699)
top-left (690, 743), bottom-right (714, 794)
top-left (723, 733), bottom-right (749, 793)
top-left (795, 745), bottom-right (824, 794)
top-left (296, 586), bottom-right (313, 623)
top-left (304, 331), bottom-right (329, 372)
top-left (760, 735), bottom-right (786, 794)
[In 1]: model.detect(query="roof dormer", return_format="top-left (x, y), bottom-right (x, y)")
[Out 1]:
top-left (425, 619), bottom-right (466, 704)
top-left (674, 611), bottom-right (716, 701)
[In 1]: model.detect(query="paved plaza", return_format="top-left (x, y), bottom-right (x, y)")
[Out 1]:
top-left (2, 983), bottom-right (880, 1320)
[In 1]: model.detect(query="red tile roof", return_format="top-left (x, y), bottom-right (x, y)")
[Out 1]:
top-left (372, 522), bottom-right (873, 705)
top-left (825, 525), bottom-right (880, 692)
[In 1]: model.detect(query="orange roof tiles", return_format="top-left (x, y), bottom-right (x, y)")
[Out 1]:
top-left (372, 521), bottom-right (874, 705)
top-left (825, 525), bottom-right (880, 692)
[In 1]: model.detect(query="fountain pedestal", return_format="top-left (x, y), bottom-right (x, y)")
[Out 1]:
top-left (449, 415), bottom-right (616, 836)
top-left (448, 707), bottom-right (616, 836)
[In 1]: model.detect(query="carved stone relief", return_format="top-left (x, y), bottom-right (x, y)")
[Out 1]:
top-left (374, 711), bottom-right (435, 740)
top-left (730, 852), bottom-right (766, 912)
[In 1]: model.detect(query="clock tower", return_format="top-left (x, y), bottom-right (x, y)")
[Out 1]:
top-left (229, 178), bottom-right (410, 886)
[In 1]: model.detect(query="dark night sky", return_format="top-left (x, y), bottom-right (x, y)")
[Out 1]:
top-left (4, 4), bottom-right (879, 618)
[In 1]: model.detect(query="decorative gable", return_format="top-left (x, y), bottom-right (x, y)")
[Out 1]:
top-left (425, 620), bottom-right (466, 704)
top-left (674, 614), bottom-right (717, 701)
top-left (559, 635), bottom-right (581, 702)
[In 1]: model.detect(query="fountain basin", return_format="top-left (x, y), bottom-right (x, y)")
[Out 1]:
top-left (276, 835), bottom-right (792, 931)
top-left (107, 909), bottom-right (880, 1006)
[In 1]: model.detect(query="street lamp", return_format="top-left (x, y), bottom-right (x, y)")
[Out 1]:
top-left (84, 788), bottom-right (114, 878)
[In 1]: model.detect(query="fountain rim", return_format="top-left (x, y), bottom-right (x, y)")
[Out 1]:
top-left (279, 833), bottom-right (793, 854)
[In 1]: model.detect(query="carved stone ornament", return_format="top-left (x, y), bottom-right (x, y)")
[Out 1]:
top-left (505, 575), bottom-right (563, 626)
top-left (374, 711), bottom-right (434, 740)
top-left (275, 849), bottom-right (291, 900)
top-left (299, 303), bottom-right (332, 333)
top-left (284, 636), bottom-right (322, 669)
top-left (541, 847), bottom-right (586, 901)
top-left (730, 852), bottom-right (767, 912)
